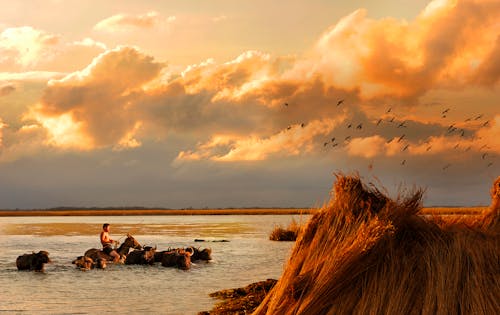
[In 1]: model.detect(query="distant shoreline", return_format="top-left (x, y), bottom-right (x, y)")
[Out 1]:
top-left (0, 207), bottom-right (487, 217)
top-left (0, 208), bottom-right (314, 217)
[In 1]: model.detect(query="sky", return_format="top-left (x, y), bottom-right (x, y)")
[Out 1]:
top-left (0, 0), bottom-right (498, 209)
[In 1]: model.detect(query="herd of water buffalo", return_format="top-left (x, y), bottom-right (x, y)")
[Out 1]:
top-left (15, 234), bottom-right (212, 272)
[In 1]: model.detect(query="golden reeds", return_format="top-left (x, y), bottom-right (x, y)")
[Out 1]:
top-left (269, 218), bottom-right (303, 241)
top-left (254, 174), bottom-right (500, 315)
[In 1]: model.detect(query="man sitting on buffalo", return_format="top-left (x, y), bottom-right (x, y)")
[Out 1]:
top-left (101, 223), bottom-right (120, 263)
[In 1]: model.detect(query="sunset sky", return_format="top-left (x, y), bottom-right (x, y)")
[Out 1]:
top-left (0, 0), bottom-right (498, 209)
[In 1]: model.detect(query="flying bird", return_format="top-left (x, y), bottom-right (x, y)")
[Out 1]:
top-left (337, 99), bottom-right (344, 106)
top-left (401, 159), bottom-right (406, 165)
top-left (331, 137), bottom-right (336, 142)
top-left (487, 162), bottom-right (493, 167)
top-left (344, 136), bottom-right (351, 141)
top-left (376, 119), bottom-right (382, 126)
top-left (454, 143), bottom-right (459, 149)
top-left (482, 153), bottom-right (488, 160)
top-left (482, 120), bottom-right (489, 127)
top-left (324, 142), bottom-right (329, 147)
top-left (402, 144), bottom-right (409, 151)
top-left (397, 134), bottom-right (406, 142)
top-left (347, 123), bottom-right (352, 129)
top-left (442, 164), bottom-right (451, 170)
top-left (301, 123), bottom-right (306, 128)
top-left (356, 123), bottom-right (362, 130)
top-left (386, 107), bottom-right (392, 113)
top-left (332, 143), bottom-right (339, 148)
top-left (447, 127), bottom-right (457, 134)
top-left (397, 121), bottom-right (407, 128)
top-left (426, 146), bottom-right (432, 151)
top-left (460, 129), bottom-right (465, 137)
top-left (389, 117), bottom-right (395, 123)
top-left (442, 108), bottom-right (450, 114)
top-left (474, 114), bottom-right (483, 120)
top-left (283, 103), bottom-right (289, 107)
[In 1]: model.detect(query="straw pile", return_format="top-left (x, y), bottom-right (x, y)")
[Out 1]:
top-left (254, 174), bottom-right (500, 315)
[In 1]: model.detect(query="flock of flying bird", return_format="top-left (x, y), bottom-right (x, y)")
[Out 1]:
top-left (282, 99), bottom-right (495, 171)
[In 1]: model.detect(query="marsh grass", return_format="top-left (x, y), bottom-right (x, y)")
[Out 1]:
top-left (269, 218), bottom-right (304, 241)
top-left (0, 208), bottom-right (313, 216)
top-left (0, 207), bottom-right (486, 217)
top-left (254, 174), bottom-right (499, 315)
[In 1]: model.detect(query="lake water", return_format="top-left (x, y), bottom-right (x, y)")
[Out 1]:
top-left (0, 214), bottom-right (307, 314)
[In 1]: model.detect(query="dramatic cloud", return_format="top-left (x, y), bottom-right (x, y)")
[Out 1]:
top-left (27, 46), bottom-right (163, 150)
top-left (0, 26), bottom-right (106, 72)
top-left (4, 0), bottom-right (500, 167)
top-left (176, 117), bottom-right (346, 162)
top-left (299, 0), bottom-right (500, 101)
top-left (94, 11), bottom-right (176, 32)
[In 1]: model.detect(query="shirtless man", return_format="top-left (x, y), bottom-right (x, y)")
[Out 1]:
top-left (100, 223), bottom-right (121, 263)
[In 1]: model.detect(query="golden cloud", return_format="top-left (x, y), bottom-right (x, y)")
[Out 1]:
top-left (4, 0), bottom-right (498, 166)
top-left (28, 46), bottom-right (163, 150)
top-left (0, 26), bottom-right (106, 72)
top-left (301, 0), bottom-right (500, 100)
top-left (94, 11), bottom-right (176, 32)
top-left (176, 117), bottom-right (345, 162)
top-left (0, 26), bottom-right (60, 70)
top-left (346, 136), bottom-right (386, 158)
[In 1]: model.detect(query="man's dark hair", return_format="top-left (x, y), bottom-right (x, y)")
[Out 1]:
top-left (103, 223), bottom-right (110, 229)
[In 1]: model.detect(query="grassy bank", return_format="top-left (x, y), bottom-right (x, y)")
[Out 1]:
top-left (0, 207), bottom-right (486, 217)
top-left (0, 208), bottom-right (314, 217)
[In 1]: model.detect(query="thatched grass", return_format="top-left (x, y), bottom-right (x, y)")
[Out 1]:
top-left (254, 174), bottom-right (500, 315)
top-left (199, 279), bottom-right (277, 315)
top-left (269, 218), bottom-right (304, 241)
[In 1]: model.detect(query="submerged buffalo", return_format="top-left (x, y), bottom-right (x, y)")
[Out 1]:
top-left (159, 248), bottom-right (193, 270)
top-left (186, 247), bottom-right (212, 262)
top-left (125, 246), bottom-right (156, 265)
top-left (16, 251), bottom-right (51, 271)
top-left (72, 256), bottom-right (106, 270)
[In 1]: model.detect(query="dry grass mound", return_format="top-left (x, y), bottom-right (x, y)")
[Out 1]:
top-left (199, 279), bottom-right (277, 315)
top-left (269, 218), bottom-right (303, 241)
top-left (255, 174), bottom-right (500, 315)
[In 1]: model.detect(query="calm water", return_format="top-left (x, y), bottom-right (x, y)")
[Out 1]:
top-left (0, 215), bottom-right (307, 314)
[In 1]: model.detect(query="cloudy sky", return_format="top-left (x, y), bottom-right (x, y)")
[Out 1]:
top-left (0, 0), bottom-right (498, 209)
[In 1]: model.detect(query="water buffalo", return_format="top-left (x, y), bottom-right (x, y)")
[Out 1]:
top-left (72, 256), bottom-right (106, 270)
top-left (84, 234), bottom-right (142, 263)
top-left (160, 248), bottom-right (193, 270)
top-left (125, 246), bottom-right (156, 265)
top-left (16, 251), bottom-right (51, 271)
top-left (186, 247), bottom-right (212, 262)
